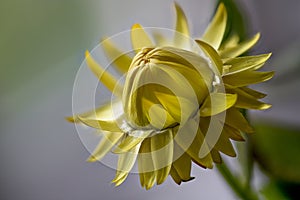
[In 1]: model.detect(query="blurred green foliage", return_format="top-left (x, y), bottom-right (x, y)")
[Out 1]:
top-left (252, 124), bottom-right (300, 182)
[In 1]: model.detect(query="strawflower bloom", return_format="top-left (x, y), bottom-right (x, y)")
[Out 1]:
top-left (68, 3), bottom-right (274, 189)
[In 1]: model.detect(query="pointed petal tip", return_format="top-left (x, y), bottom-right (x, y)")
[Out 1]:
top-left (86, 156), bottom-right (97, 162)
top-left (65, 116), bottom-right (75, 123)
top-left (85, 50), bottom-right (90, 57)
top-left (132, 23), bottom-right (142, 29)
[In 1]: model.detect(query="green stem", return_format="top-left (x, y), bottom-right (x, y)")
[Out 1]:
top-left (216, 161), bottom-right (259, 200)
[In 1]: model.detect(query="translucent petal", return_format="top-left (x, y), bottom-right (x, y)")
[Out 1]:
top-left (173, 153), bottom-right (193, 181)
top-left (85, 51), bottom-right (122, 96)
top-left (219, 34), bottom-right (240, 50)
top-left (87, 131), bottom-right (124, 162)
top-left (219, 33), bottom-right (260, 58)
top-left (131, 24), bottom-right (153, 53)
top-left (102, 38), bottom-right (132, 73)
top-left (114, 130), bottom-right (152, 153)
top-left (138, 138), bottom-right (156, 190)
top-left (152, 31), bottom-right (169, 46)
top-left (222, 53), bottom-right (272, 75)
top-left (174, 2), bottom-right (190, 47)
top-left (77, 116), bottom-right (122, 132)
top-left (222, 70), bottom-right (274, 87)
top-left (196, 40), bottom-right (223, 74)
top-left (200, 93), bottom-right (237, 117)
top-left (66, 100), bottom-right (122, 123)
top-left (112, 143), bottom-right (141, 186)
top-left (202, 3), bottom-right (227, 50)
top-left (151, 130), bottom-right (173, 185)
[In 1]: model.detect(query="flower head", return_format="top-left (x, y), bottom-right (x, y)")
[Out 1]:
top-left (68, 3), bottom-right (274, 189)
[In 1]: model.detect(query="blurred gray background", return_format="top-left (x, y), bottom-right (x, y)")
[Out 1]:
top-left (1, 0), bottom-right (300, 199)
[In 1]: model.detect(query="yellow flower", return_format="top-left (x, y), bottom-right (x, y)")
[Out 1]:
top-left (68, 3), bottom-right (274, 189)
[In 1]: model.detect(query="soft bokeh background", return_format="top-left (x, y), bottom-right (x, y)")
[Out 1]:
top-left (1, 0), bottom-right (300, 199)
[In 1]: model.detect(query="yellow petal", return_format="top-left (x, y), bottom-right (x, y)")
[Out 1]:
top-left (151, 130), bottom-right (173, 185)
top-left (202, 3), bottom-right (227, 49)
top-left (138, 138), bottom-right (156, 190)
top-left (211, 149), bottom-right (222, 163)
top-left (112, 143), bottom-right (141, 186)
top-left (220, 108), bottom-right (254, 133)
top-left (222, 53), bottom-right (272, 75)
top-left (223, 124), bottom-right (245, 141)
top-left (222, 70), bottom-right (274, 87)
top-left (196, 40), bottom-right (223, 74)
top-left (219, 34), bottom-right (240, 50)
top-left (200, 93), bottom-right (237, 117)
top-left (235, 94), bottom-right (272, 110)
top-left (87, 131), bottom-right (124, 162)
top-left (131, 24), bottom-right (153, 53)
top-left (174, 119), bottom-right (213, 169)
top-left (214, 132), bottom-right (236, 157)
top-left (77, 116), bottom-right (122, 132)
top-left (240, 87), bottom-right (267, 99)
top-left (155, 91), bottom-right (197, 124)
top-left (152, 31), bottom-right (169, 46)
top-left (67, 100), bottom-right (122, 123)
top-left (85, 51), bottom-right (122, 96)
top-left (226, 87), bottom-right (271, 110)
top-left (102, 38), bottom-right (132, 73)
top-left (174, 2), bottom-right (190, 47)
top-left (219, 33), bottom-right (260, 58)
top-left (114, 130), bottom-right (152, 153)
top-left (142, 97), bottom-right (176, 129)
top-left (169, 166), bottom-right (182, 185)
top-left (173, 153), bottom-right (193, 181)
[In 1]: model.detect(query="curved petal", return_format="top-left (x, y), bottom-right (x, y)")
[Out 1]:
top-left (112, 143), bottom-right (141, 186)
top-left (169, 166), bottom-right (182, 185)
top-left (219, 33), bottom-right (260, 58)
top-left (85, 51), bottom-right (122, 96)
top-left (222, 70), bottom-right (274, 87)
top-left (226, 87), bottom-right (271, 110)
top-left (174, 119), bottom-right (213, 169)
top-left (196, 40), bottom-right (223, 74)
top-left (131, 24), bottom-right (153, 53)
top-left (200, 93), bottom-right (237, 117)
top-left (87, 131), bottom-right (124, 162)
top-left (155, 91), bottom-right (197, 124)
top-left (102, 38), bottom-right (132, 73)
top-left (151, 129), bottom-right (173, 185)
top-left (222, 53), bottom-right (272, 76)
top-left (214, 132), bottom-right (236, 157)
top-left (219, 34), bottom-right (240, 50)
top-left (174, 2), bottom-right (190, 47)
top-left (78, 116), bottom-right (122, 132)
top-left (240, 87), bottom-right (267, 99)
top-left (114, 130), bottom-right (152, 153)
top-left (219, 108), bottom-right (254, 133)
top-left (202, 3), bottom-right (227, 50)
top-left (172, 152), bottom-right (194, 181)
top-left (66, 100), bottom-right (122, 123)
top-left (223, 124), bottom-right (244, 141)
top-left (138, 138), bottom-right (156, 190)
